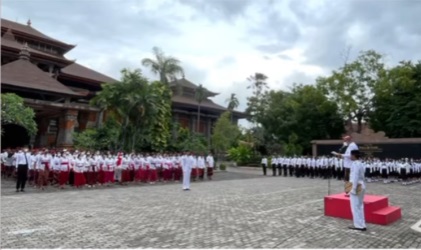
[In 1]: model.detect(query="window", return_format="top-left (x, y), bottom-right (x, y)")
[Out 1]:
top-left (47, 119), bottom-right (58, 133)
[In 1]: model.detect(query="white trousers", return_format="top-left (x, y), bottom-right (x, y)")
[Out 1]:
top-left (350, 189), bottom-right (366, 229)
top-left (182, 167), bottom-right (192, 189)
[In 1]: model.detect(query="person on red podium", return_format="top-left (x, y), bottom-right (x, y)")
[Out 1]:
top-left (331, 135), bottom-right (358, 183)
top-left (347, 149), bottom-right (367, 231)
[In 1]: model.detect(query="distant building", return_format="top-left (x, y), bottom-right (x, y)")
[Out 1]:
top-left (1, 18), bottom-right (246, 148)
top-left (169, 78), bottom-right (247, 142)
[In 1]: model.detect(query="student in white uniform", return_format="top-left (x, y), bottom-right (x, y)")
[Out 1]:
top-left (182, 152), bottom-right (193, 190)
top-left (347, 150), bottom-right (367, 231)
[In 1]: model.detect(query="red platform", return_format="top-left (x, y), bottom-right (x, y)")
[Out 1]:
top-left (324, 193), bottom-right (401, 225)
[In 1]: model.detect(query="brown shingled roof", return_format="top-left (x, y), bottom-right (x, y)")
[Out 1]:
top-left (60, 63), bottom-right (117, 84)
top-left (1, 58), bottom-right (81, 96)
top-left (1, 18), bottom-right (74, 49)
top-left (169, 78), bottom-right (218, 96)
top-left (1, 34), bottom-right (73, 64)
top-left (172, 95), bottom-right (226, 111)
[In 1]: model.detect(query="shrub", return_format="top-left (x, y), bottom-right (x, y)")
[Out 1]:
top-left (219, 164), bottom-right (226, 171)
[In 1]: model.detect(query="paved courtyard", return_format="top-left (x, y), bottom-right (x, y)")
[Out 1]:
top-left (1, 167), bottom-right (420, 249)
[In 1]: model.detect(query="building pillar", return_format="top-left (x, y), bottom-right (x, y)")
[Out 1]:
top-left (57, 109), bottom-right (79, 148)
top-left (78, 111), bottom-right (90, 131)
top-left (312, 143), bottom-right (317, 157)
top-left (206, 118), bottom-right (212, 144)
top-left (190, 116), bottom-right (197, 134)
top-left (172, 113), bottom-right (179, 138)
top-left (37, 118), bottom-right (50, 147)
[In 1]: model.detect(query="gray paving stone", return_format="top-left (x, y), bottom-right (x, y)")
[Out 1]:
top-left (1, 168), bottom-right (420, 248)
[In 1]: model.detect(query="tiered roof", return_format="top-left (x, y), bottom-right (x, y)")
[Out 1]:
top-left (1, 44), bottom-right (82, 96)
top-left (1, 18), bottom-right (116, 85)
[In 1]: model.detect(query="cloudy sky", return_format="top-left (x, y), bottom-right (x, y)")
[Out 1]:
top-left (3, 0), bottom-right (421, 117)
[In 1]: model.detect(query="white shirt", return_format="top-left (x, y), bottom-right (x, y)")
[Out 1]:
top-left (350, 159), bottom-right (366, 193)
top-left (14, 151), bottom-right (31, 167)
top-left (342, 142), bottom-right (358, 169)
top-left (206, 155), bottom-right (214, 168)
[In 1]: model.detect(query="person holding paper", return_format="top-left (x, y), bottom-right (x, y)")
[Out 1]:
top-left (331, 135), bottom-right (358, 182)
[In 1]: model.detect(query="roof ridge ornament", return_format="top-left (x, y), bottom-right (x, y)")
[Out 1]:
top-left (27, 19), bottom-right (32, 26)
top-left (19, 42), bottom-right (31, 61)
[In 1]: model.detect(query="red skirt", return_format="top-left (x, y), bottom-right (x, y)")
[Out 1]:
top-left (174, 168), bottom-right (182, 181)
top-left (122, 169), bottom-right (131, 182)
top-left (97, 170), bottom-right (105, 184)
top-left (1, 163), bottom-right (5, 174)
top-left (87, 171), bottom-right (98, 185)
top-left (74, 172), bottom-right (86, 187)
top-left (198, 168), bottom-right (205, 177)
top-left (191, 168), bottom-right (198, 178)
top-left (59, 171), bottom-right (69, 186)
top-left (207, 167), bottom-right (214, 177)
top-left (129, 169), bottom-right (135, 182)
top-left (163, 168), bottom-right (172, 181)
top-left (149, 169), bottom-right (158, 182)
top-left (134, 168), bottom-right (143, 181)
top-left (140, 169), bottom-right (148, 182)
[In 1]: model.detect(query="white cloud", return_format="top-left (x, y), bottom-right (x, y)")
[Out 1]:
top-left (2, 0), bottom-right (421, 128)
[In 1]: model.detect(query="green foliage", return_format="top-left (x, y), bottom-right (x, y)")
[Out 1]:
top-left (316, 50), bottom-right (386, 133)
top-left (282, 133), bottom-right (303, 156)
top-left (219, 163), bottom-right (226, 171)
top-left (228, 144), bottom-right (253, 166)
top-left (90, 69), bottom-right (172, 151)
top-left (73, 116), bottom-right (120, 150)
top-left (172, 127), bottom-right (208, 154)
top-left (1, 93), bottom-right (37, 136)
top-left (256, 84), bottom-right (343, 154)
top-left (369, 61), bottom-right (421, 137)
top-left (141, 46), bottom-right (184, 85)
top-left (211, 111), bottom-right (241, 156)
top-left (245, 72), bottom-right (269, 124)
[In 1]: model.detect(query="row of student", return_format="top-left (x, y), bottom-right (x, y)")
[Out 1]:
top-left (261, 156), bottom-right (421, 184)
top-left (1, 148), bottom-right (215, 192)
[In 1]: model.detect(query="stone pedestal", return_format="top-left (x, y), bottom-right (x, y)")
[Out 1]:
top-left (57, 109), bottom-right (79, 148)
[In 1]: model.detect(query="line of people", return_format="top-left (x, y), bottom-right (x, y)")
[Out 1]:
top-left (261, 156), bottom-right (421, 185)
top-left (1, 147), bottom-right (215, 192)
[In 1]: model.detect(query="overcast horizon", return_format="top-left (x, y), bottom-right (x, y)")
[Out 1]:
top-left (2, 0), bottom-right (421, 128)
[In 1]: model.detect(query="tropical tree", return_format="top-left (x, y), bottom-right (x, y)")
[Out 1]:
top-left (369, 61), bottom-right (421, 137)
top-left (90, 68), bottom-right (172, 151)
top-left (141, 46), bottom-right (184, 85)
top-left (211, 111), bottom-right (241, 159)
top-left (195, 84), bottom-right (207, 133)
top-left (317, 50), bottom-right (386, 133)
top-left (226, 93), bottom-right (239, 123)
top-left (1, 93), bottom-right (37, 136)
top-left (245, 72), bottom-right (269, 124)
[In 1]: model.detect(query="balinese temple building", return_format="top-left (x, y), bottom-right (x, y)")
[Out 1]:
top-left (169, 78), bottom-right (247, 142)
top-left (1, 18), bottom-right (246, 149)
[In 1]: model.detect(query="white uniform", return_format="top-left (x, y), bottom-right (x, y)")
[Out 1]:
top-left (182, 155), bottom-right (193, 190)
top-left (349, 159), bottom-right (366, 229)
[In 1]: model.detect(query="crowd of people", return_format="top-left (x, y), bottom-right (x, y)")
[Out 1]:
top-left (261, 156), bottom-right (421, 185)
top-left (1, 147), bottom-right (215, 192)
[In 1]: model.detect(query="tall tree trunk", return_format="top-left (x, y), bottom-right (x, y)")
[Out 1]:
top-left (120, 117), bottom-right (130, 150)
top-left (197, 104), bottom-right (201, 133)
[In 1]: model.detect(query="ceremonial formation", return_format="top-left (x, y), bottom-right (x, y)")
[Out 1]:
top-left (261, 156), bottom-right (421, 185)
top-left (1, 147), bottom-right (215, 192)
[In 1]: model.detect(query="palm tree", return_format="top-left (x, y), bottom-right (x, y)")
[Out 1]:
top-left (141, 47), bottom-right (184, 85)
top-left (226, 93), bottom-right (239, 123)
top-left (195, 84), bottom-right (207, 133)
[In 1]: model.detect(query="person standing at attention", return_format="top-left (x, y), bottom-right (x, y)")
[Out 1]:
top-left (347, 150), bottom-right (367, 231)
top-left (182, 152), bottom-right (193, 191)
top-left (15, 146), bottom-right (31, 192)
top-left (261, 156), bottom-right (268, 176)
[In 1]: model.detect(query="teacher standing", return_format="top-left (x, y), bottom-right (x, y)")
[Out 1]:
top-left (332, 135), bottom-right (358, 182)
top-left (15, 146), bottom-right (31, 192)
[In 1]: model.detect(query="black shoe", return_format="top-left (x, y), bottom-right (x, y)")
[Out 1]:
top-left (20, 189), bottom-right (25, 192)
top-left (348, 226), bottom-right (366, 231)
